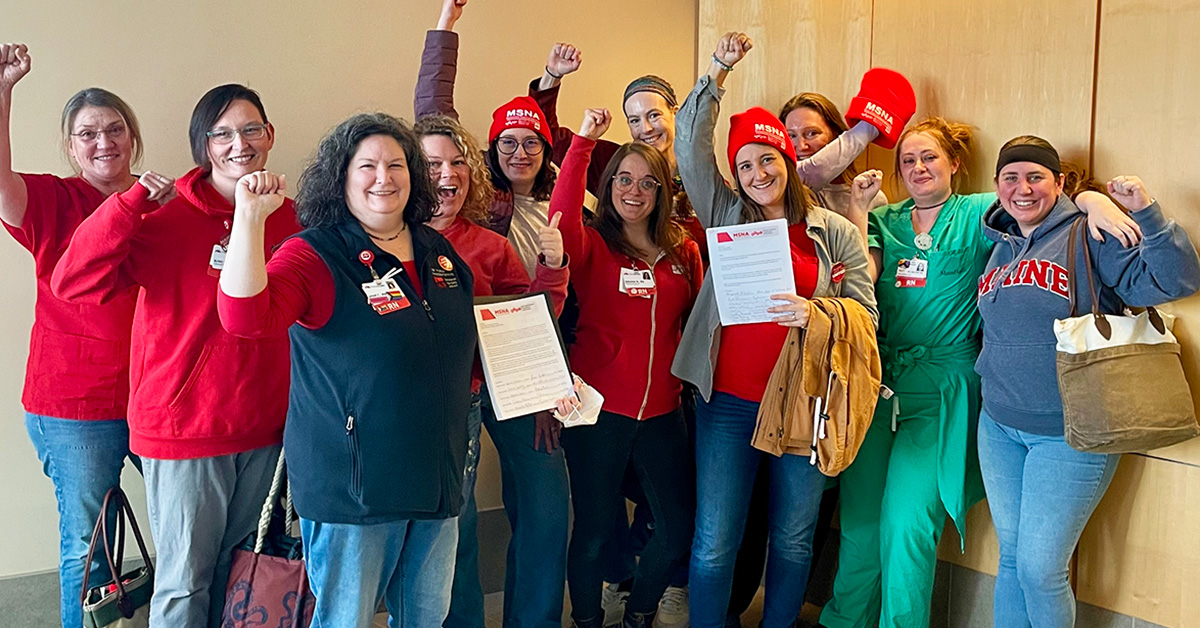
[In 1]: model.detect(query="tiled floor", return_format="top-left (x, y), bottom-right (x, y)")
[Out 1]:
top-left (370, 588), bottom-right (823, 628)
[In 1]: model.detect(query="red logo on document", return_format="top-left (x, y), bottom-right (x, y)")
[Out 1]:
top-left (717, 232), bottom-right (733, 243)
top-left (480, 309), bottom-right (496, 321)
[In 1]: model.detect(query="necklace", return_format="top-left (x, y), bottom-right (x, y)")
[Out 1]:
top-left (367, 225), bottom-right (406, 242)
top-left (912, 199), bottom-right (948, 211)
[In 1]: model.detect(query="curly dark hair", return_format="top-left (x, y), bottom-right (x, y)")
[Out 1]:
top-left (295, 113), bottom-right (437, 230)
top-left (485, 136), bottom-right (557, 201)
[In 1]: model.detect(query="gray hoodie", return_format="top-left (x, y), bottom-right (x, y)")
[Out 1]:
top-left (670, 75), bottom-right (878, 402)
top-left (976, 195), bottom-right (1199, 435)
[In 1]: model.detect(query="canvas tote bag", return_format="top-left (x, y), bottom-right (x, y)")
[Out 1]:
top-left (1054, 216), bottom-right (1198, 453)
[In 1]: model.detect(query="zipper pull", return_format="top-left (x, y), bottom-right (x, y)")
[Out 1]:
top-left (345, 414), bottom-right (355, 431)
top-left (420, 299), bottom-right (434, 321)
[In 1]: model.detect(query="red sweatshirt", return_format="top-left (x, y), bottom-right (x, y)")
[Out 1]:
top-left (51, 168), bottom-right (299, 459)
top-left (4, 174), bottom-right (136, 420)
top-left (550, 137), bottom-right (703, 420)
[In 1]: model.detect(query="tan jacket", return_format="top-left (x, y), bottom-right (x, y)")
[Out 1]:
top-left (752, 297), bottom-right (881, 476)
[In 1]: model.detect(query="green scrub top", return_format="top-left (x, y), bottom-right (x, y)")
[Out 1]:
top-left (868, 192), bottom-right (995, 356)
top-left (866, 192), bottom-right (995, 542)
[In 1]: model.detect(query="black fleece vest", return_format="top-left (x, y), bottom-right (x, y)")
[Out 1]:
top-left (284, 221), bottom-right (476, 524)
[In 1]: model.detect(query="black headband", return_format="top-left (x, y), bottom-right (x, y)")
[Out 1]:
top-left (995, 143), bottom-right (1061, 177)
top-left (623, 75), bottom-right (678, 109)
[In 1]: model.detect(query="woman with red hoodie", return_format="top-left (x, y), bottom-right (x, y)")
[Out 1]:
top-left (549, 107), bottom-right (703, 628)
top-left (52, 84), bottom-right (297, 628)
top-left (0, 43), bottom-right (165, 628)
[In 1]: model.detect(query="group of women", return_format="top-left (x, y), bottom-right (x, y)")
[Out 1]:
top-left (5, 0), bottom-right (1199, 627)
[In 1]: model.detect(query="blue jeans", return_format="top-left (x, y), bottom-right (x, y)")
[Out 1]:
top-left (143, 445), bottom-right (280, 628)
top-left (446, 395), bottom-right (484, 628)
top-left (977, 410), bottom-right (1119, 628)
top-left (301, 516), bottom-right (458, 628)
top-left (689, 392), bottom-right (826, 628)
top-left (481, 394), bottom-right (570, 628)
top-left (25, 413), bottom-right (139, 628)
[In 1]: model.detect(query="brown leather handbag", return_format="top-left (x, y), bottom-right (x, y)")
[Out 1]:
top-left (81, 487), bottom-right (154, 628)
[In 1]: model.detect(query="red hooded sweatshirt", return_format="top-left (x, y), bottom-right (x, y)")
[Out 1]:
top-left (550, 137), bottom-right (703, 420)
top-left (52, 168), bottom-right (298, 459)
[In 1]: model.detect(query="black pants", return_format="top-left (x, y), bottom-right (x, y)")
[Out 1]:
top-left (563, 408), bottom-right (696, 618)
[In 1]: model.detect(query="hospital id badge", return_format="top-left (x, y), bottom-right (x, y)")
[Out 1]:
top-left (207, 244), bottom-right (227, 277)
top-left (895, 258), bottom-right (928, 288)
top-left (361, 277), bottom-right (410, 314)
top-left (620, 268), bottom-right (657, 297)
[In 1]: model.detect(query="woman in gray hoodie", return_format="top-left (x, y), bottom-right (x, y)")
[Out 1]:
top-left (975, 135), bottom-right (1200, 628)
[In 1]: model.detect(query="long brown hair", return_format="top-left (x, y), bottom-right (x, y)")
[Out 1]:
top-left (593, 143), bottom-right (691, 281)
top-left (734, 153), bottom-right (812, 225)
top-left (895, 117), bottom-right (974, 193)
top-left (779, 92), bottom-right (858, 182)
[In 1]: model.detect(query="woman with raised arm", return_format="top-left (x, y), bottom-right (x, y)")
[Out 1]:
top-left (818, 120), bottom-right (1142, 628)
top-left (414, 3), bottom-right (572, 627)
top-left (52, 84), bottom-right (297, 628)
top-left (671, 32), bottom-right (878, 628)
top-left (414, 109), bottom-right (572, 628)
top-left (218, 113), bottom-right (481, 628)
top-left (0, 43), bottom-right (162, 628)
top-left (549, 108), bottom-right (703, 628)
top-left (975, 137), bottom-right (1198, 628)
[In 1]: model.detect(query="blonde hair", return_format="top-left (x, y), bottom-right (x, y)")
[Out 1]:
top-left (414, 114), bottom-right (496, 227)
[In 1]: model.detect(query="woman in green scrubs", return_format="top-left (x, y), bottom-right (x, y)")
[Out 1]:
top-left (817, 117), bottom-right (1140, 628)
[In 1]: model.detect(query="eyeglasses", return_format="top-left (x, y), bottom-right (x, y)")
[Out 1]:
top-left (495, 136), bottom-right (545, 156)
top-left (612, 174), bottom-right (661, 193)
top-left (70, 124), bottom-right (127, 143)
top-left (206, 123), bottom-right (269, 145)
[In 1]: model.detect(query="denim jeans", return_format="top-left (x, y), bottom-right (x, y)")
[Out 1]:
top-left (301, 516), bottom-right (458, 628)
top-left (481, 393), bottom-right (570, 628)
top-left (142, 445), bottom-right (280, 628)
top-left (25, 413), bottom-right (139, 628)
top-left (977, 410), bottom-right (1119, 628)
top-left (689, 392), bottom-right (826, 628)
top-left (562, 408), bottom-right (694, 620)
top-left (446, 394), bottom-right (484, 628)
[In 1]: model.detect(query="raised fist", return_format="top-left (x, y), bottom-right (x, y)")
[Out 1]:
top-left (579, 108), bottom-right (611, 141)
top-left (1106, 175), bottom-right (1153, 212)
top-left (714, 32), bottom-right (753, 68)
top-left (546, 43), bottom-right (582, 78)
top-left (235, 171), bottom-right (287, 222)
top-left (139, 171), bottom-right (177, 206)
top-left (850, 170), bottom-right (884, 212)
top-left (0, 44), bottom-right (32, 91)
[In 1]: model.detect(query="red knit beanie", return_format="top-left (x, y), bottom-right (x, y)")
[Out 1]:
top-left (727, 107), bottom-right (797, 173)
top-left (488, 96), bottom-right (553, 147)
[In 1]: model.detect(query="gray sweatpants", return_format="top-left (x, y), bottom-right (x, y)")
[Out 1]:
top-left (142, 444), bottom-right (281, 628)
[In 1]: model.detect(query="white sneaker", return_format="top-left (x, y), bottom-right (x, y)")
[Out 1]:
top-left (654, 586), bottom-right (689, 628)
top-left (602, 582), bottom-right (630, 627)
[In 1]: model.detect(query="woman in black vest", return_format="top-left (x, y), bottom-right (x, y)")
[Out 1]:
top-left (216, 112), bottom-right (477, 628)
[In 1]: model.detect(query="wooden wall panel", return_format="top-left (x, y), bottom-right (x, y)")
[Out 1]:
top-left (1092, 0), bottom-right (1200, 467)
top-left (697, 0), bottom-right (873, 178)
top-left (1077, 456), bottom-right (1200, 627)
top-left (937, 502), bottom-right (1000, 576)
top-left (866, 0), bottom-right (1097, 198)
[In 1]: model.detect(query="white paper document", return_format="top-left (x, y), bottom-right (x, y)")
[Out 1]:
top-left (474, 294), bottom-right (575, 421)
top-left (706, 219), bottom-right (797, 326)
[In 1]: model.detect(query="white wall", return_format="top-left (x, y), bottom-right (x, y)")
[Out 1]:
top-left (0, 0), bottom-right (697, 578)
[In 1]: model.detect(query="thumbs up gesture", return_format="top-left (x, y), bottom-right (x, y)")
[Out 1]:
top-left (540, 212), bottom-right (564, 268)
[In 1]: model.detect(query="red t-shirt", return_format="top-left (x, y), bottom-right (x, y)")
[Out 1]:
top-left (713, 222), bottom-right (819, 403)
top-left (4, 174), bottom-right (137, 420)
